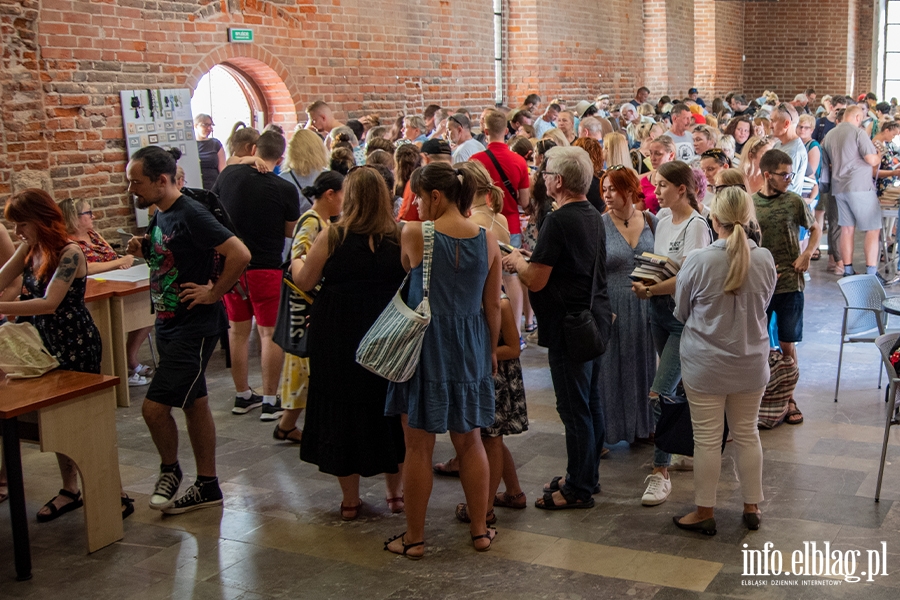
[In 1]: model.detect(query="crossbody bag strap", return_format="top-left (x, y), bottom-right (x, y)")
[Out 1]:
top-left (484, 149), bottom-right (519, 202)
top-left (422, 221), bottom-right (435, 300)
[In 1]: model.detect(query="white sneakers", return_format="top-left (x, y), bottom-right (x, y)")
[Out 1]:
top-left (641, 473), bottom-right (672, 506)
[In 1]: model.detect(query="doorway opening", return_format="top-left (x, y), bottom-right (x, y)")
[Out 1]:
top-left (191, 64), bottom-right (267, 157)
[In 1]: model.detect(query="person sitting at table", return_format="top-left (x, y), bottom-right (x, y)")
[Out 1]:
top-left (0, 225), bottom-right (22, 505)
top-left (57, 198), bottom-right (156, 386)
top-left (0, 188), bottom-right (134, 521)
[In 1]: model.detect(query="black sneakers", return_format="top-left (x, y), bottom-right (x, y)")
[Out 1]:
top-left (260, 398), bottom-right (285, 421)
top-left (232, 392), bottom-right (263, 414)
top-left (162, 479), bottom-right (224, 515)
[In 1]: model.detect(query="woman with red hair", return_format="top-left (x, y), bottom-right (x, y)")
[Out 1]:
top-left (598, 167), bottom-right (657, 445)
top-left (0, 188), bottom-right (124, 521)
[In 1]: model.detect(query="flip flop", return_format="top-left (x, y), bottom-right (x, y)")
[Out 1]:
top-left (36, 489), bottom-right (83, 523)
top-left (535, 490), bottom-right (595, 511)
top-left (432, 458), bottom-right (460, 478)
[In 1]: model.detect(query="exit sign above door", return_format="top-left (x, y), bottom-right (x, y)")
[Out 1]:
top-left (228, 28), bottom-right (253, 43)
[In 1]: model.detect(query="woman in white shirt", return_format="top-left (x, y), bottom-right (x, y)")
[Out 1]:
top-left (631, 161), bottom-right (711, 507)
top-left (671, 186), bottom-right (777, 535)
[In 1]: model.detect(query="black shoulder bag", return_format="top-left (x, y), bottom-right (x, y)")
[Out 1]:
top-left (484, 149), bottom-right (519, 203)
top-left (560, 219), bottom-right (608, 362)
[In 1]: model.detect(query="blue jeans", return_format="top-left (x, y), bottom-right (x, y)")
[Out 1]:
top-left (649, 297), bottom-right (684, 468)
top-left (547, 347), bottom-right (605, 502)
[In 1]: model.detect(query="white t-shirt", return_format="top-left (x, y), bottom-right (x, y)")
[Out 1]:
top-left (669, 130), bottom-right (697, 162)
top-left (653, 210), bottom-right (711, 268)
top-left (452, 138), bottom-right (486, 163)
top-left (773, 137), bottom-right (809, 197)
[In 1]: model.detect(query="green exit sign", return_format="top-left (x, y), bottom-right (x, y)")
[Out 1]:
top-left (228, 28), bottom-right (253, 43)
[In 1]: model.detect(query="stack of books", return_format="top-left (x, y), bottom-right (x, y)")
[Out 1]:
top-left (629, 252), bottom-right (680, 285)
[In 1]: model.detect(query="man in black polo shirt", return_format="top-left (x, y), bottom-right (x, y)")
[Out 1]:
top-left (212, 130), bottom-right (300, 420)
top-left (127, 146), bottom-right (251, 514)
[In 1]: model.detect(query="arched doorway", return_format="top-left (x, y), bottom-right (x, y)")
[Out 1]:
top-left (191, 64), bottom-right (266, 157)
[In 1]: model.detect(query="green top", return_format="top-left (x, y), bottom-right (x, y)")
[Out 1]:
top-left (752, 190), bottom-right (815, 295)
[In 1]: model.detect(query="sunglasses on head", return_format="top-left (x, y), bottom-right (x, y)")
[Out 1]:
top-left (715, 183), bottom-right (747, 193)
top-left (606, 164), bottom-right (628, 172)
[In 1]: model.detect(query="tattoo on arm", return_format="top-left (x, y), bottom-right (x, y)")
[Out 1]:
top-left (53, 251), bottom-right (79, 284)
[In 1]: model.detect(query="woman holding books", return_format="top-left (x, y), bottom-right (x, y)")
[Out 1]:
top-left (670, 186), bottom-right (776, 535)
top-left (598, 167), bottom-right (656, 444)
top-left (630, 161), bottom-right (711, 508)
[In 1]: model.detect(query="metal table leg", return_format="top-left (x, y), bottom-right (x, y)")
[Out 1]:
top-left (1, 417), bottom-right (32, 581)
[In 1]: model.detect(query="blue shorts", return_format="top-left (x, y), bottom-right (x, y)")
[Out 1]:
top-left (509, 233), bottom-right (523, 248)
top-left (766, 291), bottom-right (803, 343)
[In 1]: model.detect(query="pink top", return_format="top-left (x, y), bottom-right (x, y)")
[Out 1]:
top-left (640, 174), bottom-right (660, 214)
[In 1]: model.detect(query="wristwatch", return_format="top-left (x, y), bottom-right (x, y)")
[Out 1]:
top-left (645, 287), bottom-right (653, 298)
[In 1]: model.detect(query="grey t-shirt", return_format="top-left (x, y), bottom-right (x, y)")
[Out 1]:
top-left (452, 138), bottom-right (486, 163)
top-left (773, 137), bottom-right (809, 196)
top-left (669, 130), bottom-right (696, 162)
top-left (821, 123), bottom-right (877, 194)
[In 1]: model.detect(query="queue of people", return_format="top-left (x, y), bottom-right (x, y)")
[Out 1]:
top-left (1, 86), bottom-right (898, 557)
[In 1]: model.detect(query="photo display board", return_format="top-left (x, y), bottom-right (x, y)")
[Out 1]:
top-left (119, 88), bottom-right (200, 227)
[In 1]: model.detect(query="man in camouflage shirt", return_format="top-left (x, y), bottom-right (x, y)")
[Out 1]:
top-left (752, 148), bottom-right (821, 424)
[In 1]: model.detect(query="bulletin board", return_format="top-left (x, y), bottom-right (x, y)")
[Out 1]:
top-left (119, 88), bottom-right (200, 227)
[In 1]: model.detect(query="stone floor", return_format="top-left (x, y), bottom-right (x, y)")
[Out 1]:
top-left (4, 251), bottom-right (900, 599)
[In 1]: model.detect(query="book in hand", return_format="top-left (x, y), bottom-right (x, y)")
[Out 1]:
top-left (629, 252), bottom-right (680, 284)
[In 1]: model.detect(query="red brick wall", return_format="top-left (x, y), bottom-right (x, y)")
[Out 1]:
top-left (644, 0), bottom-right (694, 101)
top-left (694, 0), bottom-right (744, 99)
top-left (856, 0), bottom-right (875, 95)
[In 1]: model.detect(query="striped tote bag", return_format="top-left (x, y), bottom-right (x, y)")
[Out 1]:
top-left (356, 221), bottom-right (434, 382)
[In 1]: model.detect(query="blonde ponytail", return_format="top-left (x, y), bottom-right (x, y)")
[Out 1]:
top-left (712, 186), bottom-right (753, 294)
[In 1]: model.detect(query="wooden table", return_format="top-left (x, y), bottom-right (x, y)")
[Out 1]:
top-left (0, 371), bottom-right (123, 581)
top-left (85, 279), bottom-right (154, 407)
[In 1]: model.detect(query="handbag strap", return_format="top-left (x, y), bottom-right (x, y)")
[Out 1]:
top-left (422, 220), bottom-right (435, 300)
top-left (484, 149), bottom-right (519, 202)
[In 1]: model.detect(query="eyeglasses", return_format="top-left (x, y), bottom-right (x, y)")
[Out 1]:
top-left (78, 210), bottom-right (93, 217)
top-left (715, 183), bottom-right (747, 193)
top-left (769, 171), bottom-right (794, 181)
top-left (542, 171), bottom-right (559, 178)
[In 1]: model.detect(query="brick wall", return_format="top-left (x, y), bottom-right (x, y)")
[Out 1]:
top-left (0, 0), bottom-right (881, 240)
top-left (856, 0), bottom-right (875, 95)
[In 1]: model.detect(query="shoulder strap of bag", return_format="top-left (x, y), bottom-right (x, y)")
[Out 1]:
top-left (484, 149), bottom-right (519, 202)
top-left (642, 210), bottom-right (656, 235)
top-left (289, 170), bottom-right (302, 190)
top-left (422, 221), bottom-right (435, 300)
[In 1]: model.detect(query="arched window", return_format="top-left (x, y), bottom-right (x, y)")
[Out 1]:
top-left (191, 64), bottom-right (267, 156)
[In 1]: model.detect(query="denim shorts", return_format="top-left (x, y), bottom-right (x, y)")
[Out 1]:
top-left (766, 291), bottom-right (803, 343)
top-left (509, 233), bottom-right (523, 248)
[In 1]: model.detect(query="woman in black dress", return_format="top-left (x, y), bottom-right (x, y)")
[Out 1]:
top-left (0, 189), bottom-right (124, 521)
top-left (294, 167), bottom-right (407, 520)
top-left (194, 113), bottom-right (226, 190)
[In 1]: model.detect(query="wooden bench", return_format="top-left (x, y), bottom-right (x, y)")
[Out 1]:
top-left (0, 370), bottom-right (122, 581)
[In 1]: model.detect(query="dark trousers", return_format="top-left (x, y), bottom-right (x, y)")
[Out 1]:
top-left (547, 348), bottom-right (605, 502)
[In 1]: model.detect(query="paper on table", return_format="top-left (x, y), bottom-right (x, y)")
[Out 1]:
top-left (87, 263), bottom-right (150, 283)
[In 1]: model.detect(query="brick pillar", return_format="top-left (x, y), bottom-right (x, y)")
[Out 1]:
top-left (694, 0), bottom-right (744, 99)
top-left (643, 0), bottom-right (694, 98)
top-left (0, 0), bottom-right (51, 198)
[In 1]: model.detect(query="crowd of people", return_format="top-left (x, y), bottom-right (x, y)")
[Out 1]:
top-left (1, 84), bottom-right (899, 554)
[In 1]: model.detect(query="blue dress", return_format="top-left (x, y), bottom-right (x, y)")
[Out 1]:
top-left (385, 228), bottom-right (495, 433)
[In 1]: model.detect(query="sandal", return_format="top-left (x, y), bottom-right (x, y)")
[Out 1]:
top-left (386, 496), bottom-right (404, 514)
top-left (544, 476), bottom-right (600, 495)
top-left (121, 495), bottom-right (135, 520)
top-left (455, 502), bottom-right (497, 525)
top-left (785, 399), bottom-right (804, 425)
top-left (340, 500), bottom-right (363, 521)
top-left (524, 322), bottom-right (537, 333)
top-left (472, 527), bottom-right (497, 552)
top-left (493, 491), bottom-right (526, 509)
top-left (384, 531), bottom-right (425, 560)
top-left (535, 490), bottom-right (595, 511)
top-left (36, 489), bottom-right (83, 523)
top-left (432, 457), bottom-right (460, 478)
top-left (811, 249), bottom-right (821, 261)
top-left (273, 425), bottom-right (302, 444)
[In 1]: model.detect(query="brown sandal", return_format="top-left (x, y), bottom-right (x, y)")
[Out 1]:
top-left (455, 502), bottom-right (497, 525)
top-left (784, 399), bottom-right (804, 425)
top-left (340, 500), bottom-right (362, 521)
top-left (273, 425), bottom-right (302, 443)
top-left (386, 496), bottom-right (404, 514)
top-left (493, 491), bottom-right (526, 509)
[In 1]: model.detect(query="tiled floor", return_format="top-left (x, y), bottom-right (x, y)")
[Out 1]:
top-left (3, 254), bottom-right (900, 599)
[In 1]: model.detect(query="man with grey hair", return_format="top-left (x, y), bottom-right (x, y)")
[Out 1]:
top-left (502, 145), bottom-right (612, 511)
top-left (822, 105), bottom-right (883, 277)
top-left (771, 103), bottom-right (809, 197)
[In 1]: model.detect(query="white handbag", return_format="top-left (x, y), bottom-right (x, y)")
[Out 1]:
top-left (356, 221), bottom-right (434, 382)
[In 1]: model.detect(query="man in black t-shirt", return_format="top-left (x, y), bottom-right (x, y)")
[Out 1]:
top-left (502, 146), bottom-right (612, 511)
top-left (127, 146), bottom-right (251, 515)
top-left (212, 130), bottom-right (300, 420)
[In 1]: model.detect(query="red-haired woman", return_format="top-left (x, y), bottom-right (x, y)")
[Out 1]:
top-left (0, 189), bottom-right (128, 522)
top-left (599, 168), bottom-right (656, 445)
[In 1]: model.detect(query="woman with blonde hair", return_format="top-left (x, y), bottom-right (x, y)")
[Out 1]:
top-left (541, 127), bottom-right (570, 147)
top-left (225, 122), bottom-right (260, 164)
top-left (280, 128), bottom-right (329, 212)
top-left (638, 134), bottom-right (676, 213)
top-left (602, 132), bottom-right (632, 170)
top-left (459, 161), bottom-right (510, 244)
top-left (753, 116), bottom-right (772, 137)
top-left (671, 186), bottom-right (776, 535)
top-left (634, 121), bottom-right (664, 174)
top-left (738, 135), bottom-right (776, 194)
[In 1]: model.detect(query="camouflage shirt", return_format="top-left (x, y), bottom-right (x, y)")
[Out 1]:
top-left (752, 190), bottom-right (815, 295)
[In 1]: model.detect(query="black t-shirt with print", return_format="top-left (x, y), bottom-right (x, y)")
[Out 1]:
top-left (146, 195), bottom-right (234, 340)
